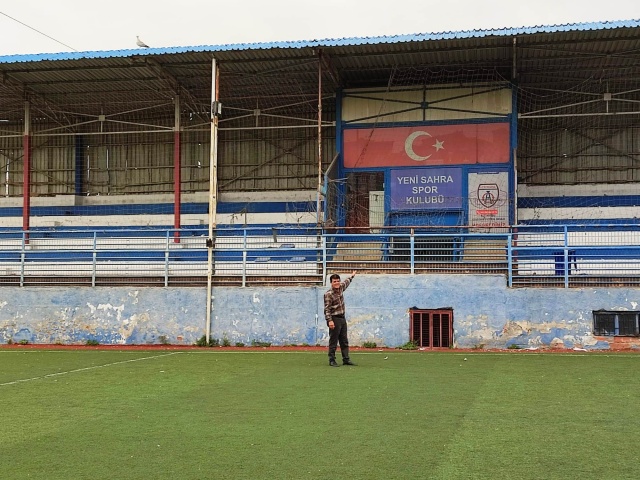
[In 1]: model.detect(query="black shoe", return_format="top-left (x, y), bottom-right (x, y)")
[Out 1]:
top-left (343, 359), bottom-right (356, 366)
top-left (329, 360), bottom-right (340, 367)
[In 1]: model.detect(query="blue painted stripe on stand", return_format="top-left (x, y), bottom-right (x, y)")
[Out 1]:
top-left (217, 201), bottom-right (315, 214)
top-left (513, 247), bottom-right (640, 260)
top-left (519, 195), bottom-right (640, 208)
top-left (0, 201), bottom-right (315, 217)
top-left (517, 219), bottom-right (638, 226)
top-left (0, 250), bottom-right (318, 263)
top-left (0, 224), bottom-right (318, 237)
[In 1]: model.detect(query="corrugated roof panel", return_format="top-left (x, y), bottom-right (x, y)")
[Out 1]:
top-left (1, 18), bottom-right (638, 64)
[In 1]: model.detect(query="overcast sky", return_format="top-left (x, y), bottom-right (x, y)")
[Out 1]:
top-left (1, 0), bottom-right (638, 56)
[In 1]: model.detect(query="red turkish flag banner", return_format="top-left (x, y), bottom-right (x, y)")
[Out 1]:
top-left (343, 123), bottom-right (510, 168)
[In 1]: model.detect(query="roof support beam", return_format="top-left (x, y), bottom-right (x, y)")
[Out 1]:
top-left (142, 57), bottom-right (210, 125)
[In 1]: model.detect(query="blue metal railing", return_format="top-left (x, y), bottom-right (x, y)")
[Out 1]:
top-left (0, 224), bottom-right (638, 287)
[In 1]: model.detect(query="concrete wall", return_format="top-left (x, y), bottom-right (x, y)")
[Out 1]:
top-left (1, 275), bottom-right (639, 350)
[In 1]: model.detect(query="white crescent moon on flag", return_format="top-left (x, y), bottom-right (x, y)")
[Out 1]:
top-left (405, 130), bottom-right (432, 161)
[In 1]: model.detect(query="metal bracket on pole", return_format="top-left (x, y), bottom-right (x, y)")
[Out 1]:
top-left (211, 101), bottom-right (223, 117)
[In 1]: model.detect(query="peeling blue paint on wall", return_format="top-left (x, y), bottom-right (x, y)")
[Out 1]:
top-left (0, 275), bottom-right (639, 349)
top-left (212, 288), bottom-right (320, 346)
top-left (0, 288), bottom-right (205, 345)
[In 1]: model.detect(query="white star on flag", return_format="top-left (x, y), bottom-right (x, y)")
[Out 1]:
top-left (433, 139), bottom-right (444, 151)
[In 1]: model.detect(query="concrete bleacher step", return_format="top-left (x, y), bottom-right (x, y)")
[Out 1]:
top-left (462, 239), bottom-right (508, 262)
top-left (333, 242), bottom-right (383, 261)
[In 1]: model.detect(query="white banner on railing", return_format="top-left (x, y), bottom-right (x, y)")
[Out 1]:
top-left (468, 171), bottom-right (509, 232)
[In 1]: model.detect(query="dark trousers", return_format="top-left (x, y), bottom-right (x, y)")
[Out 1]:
top-left (328, 315), bottom-right (350, 362)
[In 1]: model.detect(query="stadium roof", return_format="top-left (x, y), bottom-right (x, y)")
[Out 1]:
top-left (0, 18), bottom-right (639, 128)
top-left (0, 18), bottom-right (639, 63)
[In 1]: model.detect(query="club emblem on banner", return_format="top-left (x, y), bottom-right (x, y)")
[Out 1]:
top-left (477, 184), bottom-right (499, 208)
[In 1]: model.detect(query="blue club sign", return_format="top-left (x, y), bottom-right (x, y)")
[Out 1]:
top-left (389, 167), bottom-right (463, 211)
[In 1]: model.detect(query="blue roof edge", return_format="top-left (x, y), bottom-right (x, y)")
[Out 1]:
top-left (1, 18), bottom-right (639, 64)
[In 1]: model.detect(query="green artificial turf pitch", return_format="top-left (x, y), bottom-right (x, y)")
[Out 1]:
top-left (1, 350), bottom-right (639, 480)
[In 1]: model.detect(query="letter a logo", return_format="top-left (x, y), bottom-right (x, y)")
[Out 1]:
top-left (477, 184), bottom-right (499, 208)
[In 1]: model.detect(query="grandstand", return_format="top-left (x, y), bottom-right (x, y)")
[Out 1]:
top-left (0, 20), bottom-right (639, 347)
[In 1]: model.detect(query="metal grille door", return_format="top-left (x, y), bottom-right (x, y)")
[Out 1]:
top-left (410, 308), bottom-right (453, 348)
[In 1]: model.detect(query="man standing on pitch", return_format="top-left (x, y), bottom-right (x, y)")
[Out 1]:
top-left (324, 271), bottom-right (357, 367)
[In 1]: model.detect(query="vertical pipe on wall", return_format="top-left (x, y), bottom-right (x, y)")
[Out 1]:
top-left (22, 101), bottom-right (31, 238)
top-left (206, 57), bottom-right (220, 344)
top-left (174, 94), bottom-right (182, 242)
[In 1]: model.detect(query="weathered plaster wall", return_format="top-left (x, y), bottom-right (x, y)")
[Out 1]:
top-left (0, 288), bottom-right (205, 345)
top-left (1, 275), bottom-right (639, 349)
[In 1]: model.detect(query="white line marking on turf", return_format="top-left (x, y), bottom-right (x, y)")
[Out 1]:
top-left (0, 351), bottom-right (182, 387)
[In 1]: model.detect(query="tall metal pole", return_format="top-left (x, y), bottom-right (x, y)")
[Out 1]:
top-left (316, 50), bottom-right (323, 225)
top-left (206, 57), bottom-right (220, 344)
top-left (316, 51), bottom-right (324, 284)
top-left (22, 101), bottom-right (31, 238)
top-left (174, 94), bottom-right (181, 242)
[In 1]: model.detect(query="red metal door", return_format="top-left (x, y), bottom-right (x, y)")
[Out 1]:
top-left (410, 308), bottom-right (453, 348)
top-left (345, 172), bottom-right (384, 233)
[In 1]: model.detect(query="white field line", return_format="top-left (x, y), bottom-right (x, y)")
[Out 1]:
top-left (0, 351), bottom-right (182, 387)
